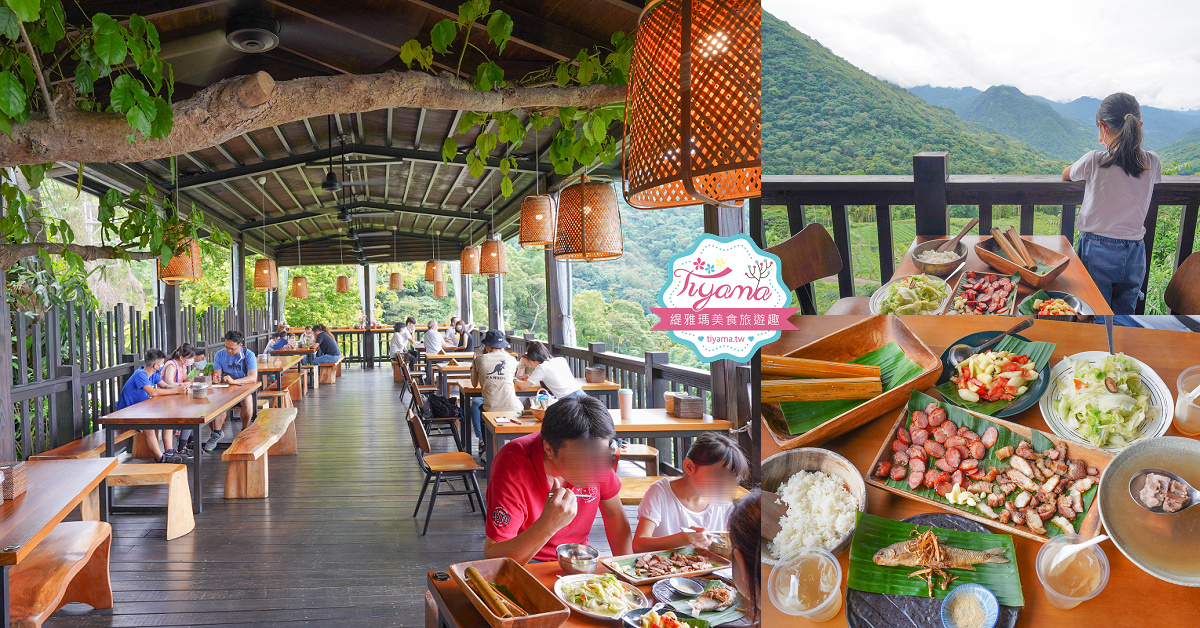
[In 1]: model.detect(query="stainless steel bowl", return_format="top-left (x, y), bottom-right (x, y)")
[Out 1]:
top-left (910, 239), bottom-right (968, 276)
top-left (556, 543), bottom-right (600, 574)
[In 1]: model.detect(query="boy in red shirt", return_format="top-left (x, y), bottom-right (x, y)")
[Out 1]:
top-left (484, 395), bottom-right (633, 563)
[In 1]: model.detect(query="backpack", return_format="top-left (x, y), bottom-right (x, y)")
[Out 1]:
top-left (423, 393), bottom-right (460, 418)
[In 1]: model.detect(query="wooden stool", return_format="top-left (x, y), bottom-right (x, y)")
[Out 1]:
top-left (108, 464), bottom-right (195, 540)
top-left (318, 358), bottom-right (343, 384)
top-left (620, 443), bottom-right (660, 476)
top-left (258, 390), bottom-right (293, 408)
top-left (300, 363), bottom-right (319, 390)
top-left (9, 521), bottom-right (113, 627)
top-left (222, 408), bottom-right (298, 499)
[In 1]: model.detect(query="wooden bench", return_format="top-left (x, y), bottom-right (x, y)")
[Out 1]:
top-left (258, 389), bottom-right (293, 408)
top-left (29, 429), bottom-right (139, 461)
top-left (108, 464), bottom-right (194, 540)
top-left (392, 358), bottom-right (403, 383)
top-left (318, 357), bottom-right (343, 384)
top-left (221, 408), bottom-right (298, 499)
top-left (620, 443), bottom-right (660, 476)
top-left (300, 364), bottom-right (319, 390)
top-left (9, 521), bottom-right (113, 628)
top-left (281, 371), bottom-right (305, 402)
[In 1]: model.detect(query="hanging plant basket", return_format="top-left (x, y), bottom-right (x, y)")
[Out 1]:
top-left (158, 239), bottom-right (203, 285)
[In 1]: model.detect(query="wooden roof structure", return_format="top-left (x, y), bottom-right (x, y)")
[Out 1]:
top-left (58, 0), bottom-right (642, 266)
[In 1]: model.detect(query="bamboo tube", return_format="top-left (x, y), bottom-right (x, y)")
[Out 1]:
top-left (466, 567), bottom-right (512, 617)
top-left (990, 228), bottom-right (1024, 266)
top-left (1005, 226), bottom-right (1037, 270)
top-left (488, 582), bottom-right (528, 617)
top-left (761, 377), bottom-right (883, 403)
top-left (762, 355), bottom-right (881, 379)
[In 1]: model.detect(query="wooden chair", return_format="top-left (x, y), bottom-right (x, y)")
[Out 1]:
top-left (406, 408), bottom-right (484, 535)
top-left (9, 521), bottom-right (113, 628)
top-left (767, 223), bottom-right (869, 314)
top-left (401, 360), bottom-right (437, 395)
top-left (108, 464), bottom-right (195, 540)
top-left (619, 442), bottom-right (660, 476)
top-left (1165, 252), bottom-right (1200, 315)
top-left (221, 408), bottom-right (298, 499)
top-left (408, 377), bottom-right (463, 450)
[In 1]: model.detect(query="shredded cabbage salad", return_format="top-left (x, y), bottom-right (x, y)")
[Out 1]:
top-left (878, 275), bottom-right (950, 315)
top-left (1055, 353), bottom-right (1156, 448)
top-left (561, 574), bottom-right (640, 617)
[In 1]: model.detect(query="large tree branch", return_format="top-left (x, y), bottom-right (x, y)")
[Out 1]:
top-left (0, 242), bottom-right (156, 270)
top-left (0, 71), bottom-right (627, 168)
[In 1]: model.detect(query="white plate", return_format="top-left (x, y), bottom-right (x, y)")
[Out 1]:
top-left (1039, 351), bottom-right (1173, 452)
top-left (868, 274), bottom-right (952, 315)
top-left (553, 574), bottom-right (648, 621)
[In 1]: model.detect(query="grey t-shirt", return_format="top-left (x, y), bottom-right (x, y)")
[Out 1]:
top-left (472, 352), bottom-right (522, 412)
top-left (1069, 149), bottom-right (1162, 240)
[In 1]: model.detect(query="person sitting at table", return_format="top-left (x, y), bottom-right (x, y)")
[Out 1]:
top-left (515, 341), bottom-right (584, 399)
top-left (424, 319), bottom-right (445, 355)
top-left (302, 325), bottom-right (316, 346)
top-left (267, 331), bottom-right (290, 353)
top-left (452, 319), bottom-right (475, 351)
top-left (484, 395), bottom-right (632, 563)
top-left (201, 331), bottom-right (259, 453)
top-left (158, 343), bottom-right (199, 457)
top-left (632, 432), bottom-right (749, 552)
top-left (116, 348), bottom-right (187, 464)
top-left (469, 330), bottom-right (523, 451)
top-left (728, 489), bottom-right (760, 623)
top-left (312, 324), bottom-right (342, 365)
top-left (174, 348), bottom-right (207, 453)
top-left (394, 317), bottom-right (420, 367)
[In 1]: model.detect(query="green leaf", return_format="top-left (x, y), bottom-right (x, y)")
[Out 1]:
top-left (442, 137), bottom-right (457, 161)
top-left (474, 61), bottom-right (504, 91)
top-left (149, 97), bottom-right (173, 138)
top-left (19, 163), bottom-right (48, 187)
top-left (108, 74), bottom-right (134, 112)
top-left (500, 175), bottom-right (512, 197)
top-left (475, 131), bottom-right (497, 154)
top-left (5, 0), bottom-right (38, 22)
top-left (485, 10), bottom-right (513, 54)
top-left (400, 39), bottom-right (422, 68)
top-left (467, 152), bottom-right (484, 178)
top-left (554, 62), bottom-right (569, 86)
top-left (0, 7), bottom-right (17, 40)
top-left (430, 19), bottom-right (456, 54)
top-left (73, 61), bottom-right (96, 95)
top-left (44, 0), bottom-right (64, 40)
top-left (90, 13), bottom-right (126, 66)
top-left (0, 112), bottom-right (12, 139)
top-left (577, 58), bottom-right (595, 84)
top-left (16, 53), bottom-right (33, 91)
top-left (932, 336), bottom-right (1056, 415)
top-left (0, 71), bottom-right (25, 118)
top-left (498, 158), bottom-right (509, 175)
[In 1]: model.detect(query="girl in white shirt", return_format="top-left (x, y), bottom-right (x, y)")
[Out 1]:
top-left (633, 432), bottom-right (749, 553)
top-left (1062, 92), bottom-right (1161, 315)
top-left (516, 341), bottom-right (583, 398)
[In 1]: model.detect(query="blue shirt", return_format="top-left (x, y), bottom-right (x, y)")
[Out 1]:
top-left (269, 337), bottom-right (289, 351)
top-left (116, 368), bottom-right (163, 410)
top-left (214, 347), bottom-right (256, 379)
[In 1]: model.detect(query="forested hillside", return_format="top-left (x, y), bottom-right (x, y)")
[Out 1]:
top-left (961, 86), bottom-right (1094, 160)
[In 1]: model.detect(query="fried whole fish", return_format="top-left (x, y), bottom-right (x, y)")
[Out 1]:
top-left (872, 539), bottom-right (1009, 569)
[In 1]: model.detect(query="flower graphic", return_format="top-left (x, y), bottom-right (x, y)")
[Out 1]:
top-left (692, 257), bottom-right (705, 270)
top-left (714, 257), bottom-right (725, 269)
top-left (704, 263), bottom-right (715, 273)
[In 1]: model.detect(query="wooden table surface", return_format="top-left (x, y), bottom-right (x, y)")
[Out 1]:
top-left (270, 347), bottom-right (316, 356)
top-left (484, 407), bottom-right (728, 435)
top-left (254, 355), bottom-right (303, 373)
top-left (452, 378), bottom-right (621, 395)
top-left (894, 235), bottom-right (1114, 315)
top-left (98, 382), bottom-right (261, 425)
top-left (0, 458), bottom-right (117, 565)
top-left (761, 315), bottom-right (1199, 626)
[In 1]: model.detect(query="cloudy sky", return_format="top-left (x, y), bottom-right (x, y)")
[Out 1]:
top-left (763, 0), bottom-right (1200, 111)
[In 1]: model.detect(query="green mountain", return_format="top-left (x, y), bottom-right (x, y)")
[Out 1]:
top-left (1159, 127), bottom-right (1200, 168)
top-left (908, 85), bottom-right (981, 116)
top-left (762, 12), bottom-right (1064, 175)
top-left (960, 85), bottom-right (1095, 160)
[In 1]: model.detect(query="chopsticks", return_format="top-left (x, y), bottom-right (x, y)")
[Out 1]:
top-left (761, 377), bottom-right (883, 403)
top-left (761, 355), bottom-right (881, 379)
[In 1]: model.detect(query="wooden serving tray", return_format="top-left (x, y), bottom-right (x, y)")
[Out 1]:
top-left (864, 396), bottom-right (1113, 543)
top-left (601, 546), bottom-right (731, 586)
top-left (975, 236), bottom-right (1070, 289)
top-left (943, 271), bottom-right (1020, 315)
top-left (762, 315), bottom-right (942, 450)
top-left (448, 557), bottom-right (570, 628)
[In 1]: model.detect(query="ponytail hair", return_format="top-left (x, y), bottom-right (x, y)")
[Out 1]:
top-left (168, 343), bottom-right (196, 362)
top-left (1096, 92), bottom-right (1147, 177)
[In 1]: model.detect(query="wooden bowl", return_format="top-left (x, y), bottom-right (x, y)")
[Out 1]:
top-left (448, 557), bottom-right (570, 628)
top-left (762, 448), bottom-right (867, 566)
top-left (910, 239), bottom-right (968, 277)
top-left (974, 236), bottom-right (1070, 289)
top-left (761, 315), bottom-right (942, 450)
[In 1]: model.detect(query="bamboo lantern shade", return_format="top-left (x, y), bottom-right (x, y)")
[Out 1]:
top-left (158, 239), bottom-right (202, 285)
top-left (554, 177), bottom-right (623, 262)
top-left (622, 0), bottom-right (761, 209)
top-left (480, 236), bottom-right (508, 276)
top-left (335, 275), bottom-right (351, 292)
top-left (424, 259), bottom-right (444, 281)
top-left (253, 258), bottom-right (278, 291)
top-left (290, 275), bottom-right (309, 298)
top-left (518, 195), bottom-right (556, 249)
top-left (432, 279), bottom-right (449, 297)
top-left (389, 272), bottom-right (403, 290)
top-left (460, 245), bottom-right (480, 275)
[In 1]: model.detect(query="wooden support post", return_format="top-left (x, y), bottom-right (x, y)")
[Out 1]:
top-left (545, 250), bottom-right (567, 347)
top-left (0, 291), bottom-right (14, 460)
top-left (362, 264), bottom-right (375, 369)
top-left (232, 237), bottom-right (248, 335)
top-left (1138, 203), bottom-right (1161, 315)
top-left (703, 203), bottom-right (746, 429)
top-left (913, 152), bottom-right (949, 237)
top-left (875, 205), bottom-right (894, 283)
top-left (1175, 203), bottom-right (1198, 271)
top-left (587, 342), bottom-right (606, 365)
top-left (162, 283), bottom-right (182, 354)
top-left (487, 275), bottom-right (503, 331)
top-left (459, 274), bottom-right (473, 326)
top-left (830, 205), bottom-right (854, 298)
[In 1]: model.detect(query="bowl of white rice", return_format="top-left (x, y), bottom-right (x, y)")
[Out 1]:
top-left (762, 448), bottom-right (867, 567)
top-left (910, 239), bottom-right (968, 277)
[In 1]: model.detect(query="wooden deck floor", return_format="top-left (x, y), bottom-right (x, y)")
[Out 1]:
top-left (49, 366), bottom-right (636, 627)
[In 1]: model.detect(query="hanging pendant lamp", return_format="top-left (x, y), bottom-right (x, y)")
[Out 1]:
top-left (335, 275), bottom-right (351, 292)
top-left (252, 176), bottom-right (278, 291)
top-left (290, 227), bottom-right (308, 298)
top-left (480, 177), bottom-right (508, 276)
top-left (433, 279), bottom-right (449, 297)
top-left (554, 174), bottom-right (623, 262)
top-left (460, 245), bottom-right (480, 275)
top-left (519, 126), bottom-right (556, 249)
top-left (158, 239), bottom-right (202, 285)
top-left (389, 272), bottom-right (403, 290)
top-left (622, 0), bottom-right (761, 209)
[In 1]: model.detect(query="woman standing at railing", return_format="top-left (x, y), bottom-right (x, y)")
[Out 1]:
top-left (1063, 92), bottom-right (1162, 314)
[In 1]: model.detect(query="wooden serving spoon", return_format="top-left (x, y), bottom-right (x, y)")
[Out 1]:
top-left (936, 217), bottom-right (980, 253)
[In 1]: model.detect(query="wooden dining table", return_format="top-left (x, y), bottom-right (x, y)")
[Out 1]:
top-left (761, 315), bottom-right (1199, 626)
top-left (270, 347), bottom-right (317, 357)
top-left (254, 354), bottom-right (304, 391)
top-left (98, 382), bottom-right (260, 515)
top-left (0, 458), bottom-right (116, 628)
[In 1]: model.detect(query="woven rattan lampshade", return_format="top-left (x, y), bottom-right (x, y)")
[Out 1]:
top-left (518, 195), bottom-right (556, 249)
top-left (623, 0), bottom-right (761, 209)
top-left (290, 275), bottom-right (309, 298)
top-left (252, 258), bottom-right (278, 291)
top-left (460, 245), bottom-right (480, 275)
top-left (389, 272), bottom-right (402, 290)
top-left (554, 176), bottom-right (623, 262)
top-left (335, 275), bottom-right (351, 293)
top-left (424, 259), bottom-right (443, 281)
top-left (480, 236), bottom-right (508, 276)
top-left (432, 279), bottom-right (449, 297)
top-left (158, 239), bottom-right (202, 285)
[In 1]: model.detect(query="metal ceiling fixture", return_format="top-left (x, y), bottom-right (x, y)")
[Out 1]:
top-left (225, 13), bottom-right (280, 53)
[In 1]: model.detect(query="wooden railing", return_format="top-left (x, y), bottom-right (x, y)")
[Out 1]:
top-left (762, 152), bottom-right (1200, 314)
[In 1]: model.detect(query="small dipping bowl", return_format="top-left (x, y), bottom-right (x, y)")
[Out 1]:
top-left (940, 583), bottom-right (999, 628)
top-left (767, 547), bottom-right (843, 622)
top-left (667, 576), bottom-right (704, 596)
top-left (1034, 534), bottom-right (1110, 610)
top-left (1173, 365), bottom-right (1200, 436)
top-left (911, 239), bottom-right (968, 277)
top-left (556, 543), bottom-right (599, 575)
